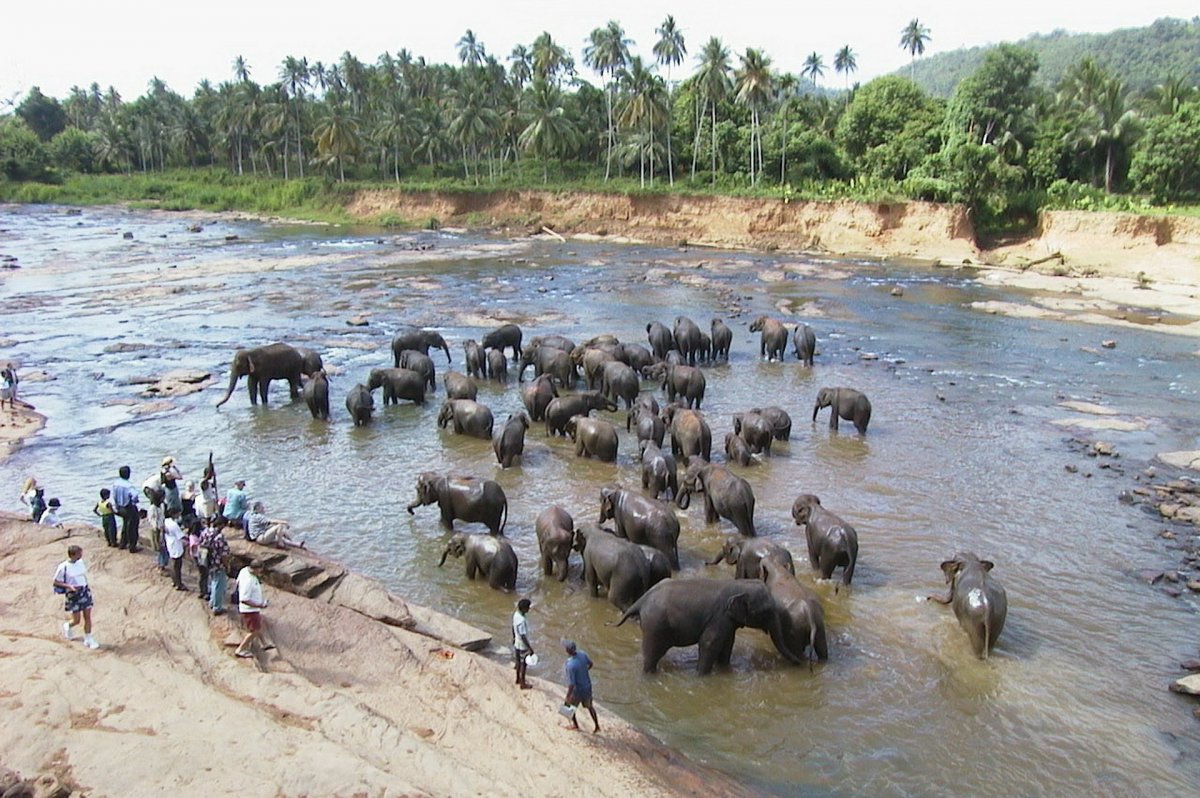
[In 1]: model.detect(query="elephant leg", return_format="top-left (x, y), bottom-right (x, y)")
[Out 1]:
top-left (247, 375), bottom-right (260, 405)
top-left (585, 564), bottom-right (600, 597)
top-left (440, 509), bottom-right (455, 531)
top-left (258, 378), bottom-right (271, 405)
top-left (820, 554), bottom-right (837, 580)
top-left (697, 624), bottom-right (733, 675)
top-left (842, 554), bottom-right (856, 585)
top-left (289, 377), bottom-right (301, 399)
top-left (465, 560), bottom-right (478, 580)
top-left (703, 496), bottom-right (719, 525)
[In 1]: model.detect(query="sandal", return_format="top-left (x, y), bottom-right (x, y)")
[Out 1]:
top-left (235, 650), bottom-right (253, 658)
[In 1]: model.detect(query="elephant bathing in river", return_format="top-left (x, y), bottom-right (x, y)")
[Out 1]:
top-left (614, 579), bottom-right (805, 674)
top-left (536, 506), bottom-right (575, 581)
top-left (215, 342), bottom-right (306, 407)
top-left (565, 415), bottom-right (619, 462)
top-left (367, 367), bottom-right (427, 405)
top-left (813, 387), bottom-right (871, 435)
top-left (438, 399), bottom-right (495, 439)
top-left (345, 383), bottom-right (374, 426)
top-left (707, 537), bottom-right (795, 579)
top-left (406, 472), bottom-right (508, 535)
top-left (443, 371), bottom-right (478, 401)
top-left (677, 460), bottom-right (757, 536)
top-left (761, 560), bottom-right (828, 662)
top-left (792, 323), bottom-right (816, 367)
top-left (482, 323), bottom-right (523, 363)
top-left (544, 392), bottom-right (616, 437)
top-left (750, 316), bottom-right (788, 361)
top-left (928, 552), bottom-right (1008, 659)
top-left (520, 374), bottom-right (558, 422)
top-left (572, 523), bottom-right (664, 611)
top-left (492, 413), bottom-right (529, 468)
top-left (391, 329), bottom-right (451, 365)
top-left (791, 494), bottom-right (858, 587)
top-left (599, 486), bottom-right (680, 569)
top-left (302, 369), bottom-right (330, 420)
top-left (438, 532), bottom-right (518, 591)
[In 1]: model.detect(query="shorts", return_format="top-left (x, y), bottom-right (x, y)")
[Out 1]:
top-left (513, 648), bottom-right (529, 665)
top-left (571, 689), bottom-right (593, 707)
top-left (241, 610), bottom-right (262, 632)
top-left (65, 585), bottom-right (94, 614)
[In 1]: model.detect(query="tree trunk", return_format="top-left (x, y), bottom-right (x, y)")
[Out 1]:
top-left (665, 67), bottom-right (675, 186)
top-left (1105, 143), bottom-right (1115, 193)
top-left (604, 83), bottom-right (614, 182)
top-left (711, 104), bottom-right (717, 186)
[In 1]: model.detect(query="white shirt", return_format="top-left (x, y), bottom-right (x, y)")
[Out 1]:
top-left (237, 567), bottom-right (264, 614)
top-left (54, 558), bottom-right (88, 588)
top-left (164, 518), bottom-right (185, 558)
top-left (512, 610), bottom-right (530, 651)
top-left (39, 510), bottom-right (63, 527)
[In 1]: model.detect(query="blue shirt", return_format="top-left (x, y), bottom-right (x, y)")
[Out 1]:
top-left (224, 487), bottom-right (249, 521)
top-left (565, 651), bottom-right (593, 694)
top-left (111, 478), bottom-right (138, 511)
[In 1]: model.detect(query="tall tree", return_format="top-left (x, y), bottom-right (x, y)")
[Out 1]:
top-left (233, 55), bottom-right (252, 84)
top-left (776, 73), bottom-right (797, 184)
top-left (618, 56), bottom-right (668, 187)
top-left (1074, 78), bottom-right (1142, 193)
top-left (899, 19), bottom-right (931, 81)
top-left (584, 21), bottom-right (632, 181)
top-left (509, 45), bottom-right (533, 90)
top-left (735, 48), bottom-right (773, 186)
top-left (653, 15), bottom-right (686, 185)
top-left (518, 79), bottom-right (580, 182)
top-left (801, 53), bottom-right (825, 87)
top-left (457, 30), bottom-right (486, 68)
top-left (693, 37), bottom-right (731, 184)
top-left (834, 46), bottom-right (857, 91)
top-left (279, 56), bottom-right (310, 178)
top-left (312, 102), bottom-right (361, 182)
top-left (532, 32), bottom-right (574, 86)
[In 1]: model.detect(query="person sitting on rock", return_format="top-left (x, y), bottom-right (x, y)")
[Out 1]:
top-left (39, 497), bottom-right (63, 528)
top-left (245, 502), bottom-right (304, 549)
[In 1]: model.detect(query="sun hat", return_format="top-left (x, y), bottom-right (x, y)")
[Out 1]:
top-left (48, 497), bottom-right (61, 508)
top-left (162, 456), bottom-right (175, 466)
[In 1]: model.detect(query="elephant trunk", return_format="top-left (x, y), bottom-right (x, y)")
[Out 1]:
top-left (676, 488), bottom-right (691, 510)
top-left (215, 368), bottom-right (240, 408)
top-left (437, 547), bottom-right (450, 567)
top-left (406, 500), bottom-right (420, 514)
top-left (812, 403), bottom-right (821, 422)
top-left (769, 615), bottom-right (806, 666)
top-left (705, 549), bottom-right (725, 566)
top-left (441, 343), bottom-right (451, 364)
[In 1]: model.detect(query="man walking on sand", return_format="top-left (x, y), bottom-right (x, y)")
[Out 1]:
top-left (233, 562), bottom-right (269, 659)
top-left (562, 639), bottom-right (599, 733)
top-left (512, 598), bottom-right (534, 689)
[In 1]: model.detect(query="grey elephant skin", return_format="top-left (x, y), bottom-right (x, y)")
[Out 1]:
top-left (566, 415), bottom-right (619, 462)
top-left (672, 316), bottom-right (703, 366)
top-left (406, 472), bottom-right (508, 535)
top-left (750, 316), bottom-right (788, 361)
top-left (463, 339), bottom-right (486, 379)
top-left (536, 506), bottom-right (575, 581)
top-left (492, 413), bottom-right (529, 469)
top-left (485, 349), bottom-right (508, 382)
top-left (663, 405), bottom-right (712, 462)
top-left (930, 553), bottom-right (1007, 659)
top-left (678, 460), bottom-right (757, 536)
top-left (724, 432), bottom-right (753, 467)
top-left (638, 440), bottom-right (678, 502)
top-left (753, 406), bottom-right (792, 441)
top-left (576, 347), bottom-right (617, 390)
top-left (367, 367), bottom-right (427, 405)
top-left (599, 361), bottom-right (640, 410)
top-left (630, 399), bottom-right (665, 447)
top-left (761, 560), bottom-right (828, 662)
top-left (615, 579), bottom-right (805, 674)
top-left (438, 532), bottom-right (517, 591)
top-left (650, 363), bottom-right (705, 409)
top-left (544, 391), bottom-right (616, 437)
top-left (791, 494), bottom-right (858, 586)
top-left (519, 344), bottom-right (576, 387)
top-left (482, 323), bottom-right (523, 363)
top-left (813, 386), bottom-right (871, 434)
top-left (710, 319), bottom-right (733, 361)
top-left (708, 537), bottom-right (795, 579)
top-left (572, 524), bottom-right (661, 611)
top-left (443, 371), bottom-right (478, 401)
top-left (520, 374), bottom-right (558, 422)
top-left (391, 329), bottom-right (451, 364)
top-left (215, 342), bottom-right (306, 407)
top-left (618, 342), bottom-right (656, 375)
top-left (302, 369), bottom-right (330, 420)
top-left (297, 347), bottom-right (324, 377)
top-left (646, 321), bottom-right (674, 360)
top-left (397, 349), bottom-right (437, 391)
top-left (599, 486), bottom-right (680, 569)
top-left (345, 383), bottom-right (374, 426)
top-left (733, 410), bottom-right (774, 455)
top-left (792, 323), bottom-right (817, 366)
top-left (438, 399), bottom-right (495, 439)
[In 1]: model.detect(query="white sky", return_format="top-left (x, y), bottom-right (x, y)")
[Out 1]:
top-left (3, 1), bottom-right (1197, 103)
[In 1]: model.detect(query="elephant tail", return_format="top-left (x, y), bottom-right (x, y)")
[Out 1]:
top-left (981, 597), bottom-right (992, 661)
top-left (498, 499), bottom-right (508, 535)
top-left (611, 594), bottom-right (646, 628)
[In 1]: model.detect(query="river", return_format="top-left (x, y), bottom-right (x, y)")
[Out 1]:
top-left (2, 203), bottom-right (1198, 796)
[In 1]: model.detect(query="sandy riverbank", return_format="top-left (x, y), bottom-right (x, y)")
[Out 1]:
top-left (0, 515), bottom-right (749, 797)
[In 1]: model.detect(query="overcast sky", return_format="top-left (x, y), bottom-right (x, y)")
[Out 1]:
top-left (4, 1), bottom-right (1197, 103)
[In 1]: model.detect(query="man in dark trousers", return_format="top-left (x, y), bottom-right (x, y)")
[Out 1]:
top-left (111, 465), bottom-right (140, 553)
top-left (511, 598), bottom-right (534, 689)
top-left (563, 639), bottom-right (599, 733)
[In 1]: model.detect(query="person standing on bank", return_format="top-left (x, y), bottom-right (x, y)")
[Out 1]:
top-left (562, 639), bottom-right (599, 733)
top-left (54, 545), bottom-right (100, 649)
top-left (112, 465), bottom-right (140, 552)
top-left (233, 562), bottom-right (268, 659)
top-left (94, 488), bottom-right (118, 547)
top-left (163, 508), bottom-right (187, 591)
top-left (512, 598), bottom-right (534, 689)
top-left (199, 520), bottom-right (231, 616)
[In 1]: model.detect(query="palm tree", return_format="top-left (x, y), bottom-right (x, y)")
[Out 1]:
top-left (518, 80), bottom-right (580, 182)
top-left (618, 56), bottom-right (668, 187)
top-left (776, 73), bottom-right (797, 184)
top-left (448, 84), bottom-right (500, 183)
top-left (279, 55), bottom-right (310, 177)
top-left (509, 45), bottom-right (533, 89)
top-left (899, 19), bottom-right (931, 81)
top-left (693, 37), bottom-right (732, 184)
top-left (1144, 74), bottom-right (1196, 117)
top-left (233, 55), bottom-right (251, 84)
top-left (1075, 78), bottom-right (1142, 193)
top-left (801, 53), bottom-right (825, 87)
top-left (834, 46), bottom-right (857, 91)
top-left (653, 15), bottom-right (686, 185)
top-left (312, 102), bottom-right (361, 182)
top-left (532, 32), bottom-right (574, 86)
top-left (735, 48), bottom-right (773, 186)
top-left (457, 29), bottom-right (486, 68)
top-left (584, 21), bottom-right (632, 181)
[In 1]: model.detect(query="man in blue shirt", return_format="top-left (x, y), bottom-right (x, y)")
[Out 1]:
top-left (223, 479), bottom-right (250, 529)
top-left (111, 465), bottom-right (140, 553)
top-left (563, 639), bottom-right (599, 733)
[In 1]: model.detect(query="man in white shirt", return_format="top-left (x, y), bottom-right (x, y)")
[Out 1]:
top-left (512, 598), bottom-right (534, 689)
top-left (233, 563), bottom-right (269, 659)
top-left (163, 508), bottom-right (187, 591)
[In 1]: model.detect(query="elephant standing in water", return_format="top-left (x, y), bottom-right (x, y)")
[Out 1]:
top-left (646, 321), bottom-right (674, 360)
top-left (761, 560), bottom-right (828, 662)
top-left (302, 370), bottom-right (330, 420)
top-left (443, 371), bottom-right (478, 401)
top-left (215, 342), bottom-right (306, 407)
top-left (707, 537), bottom-right (795, 579)
top-left (572, 523), bottom-right (661, 611)
top-left (438, 532), bottom-right (518, 591)
top-left (406, 472), bottom-right (508, 535)
top-left (391, 329), bottom-right (452, 365)
top-left (672, 316), bottom-right (703, 366)
top-left (792, 323), bottom-right (816, 367)
top-left (482, 323), bottom-right (523, 363)
top-left (345, 383), bottom-right (374, 426)
top-left (599, 486), bottom-right (680, 570)
top-left (536, 505), bottom-right (575, 581)
top-left (791, 494), bottom-right (858, 587)
top-left (367, 367), bottom-right (427, 405)
top-left (750, 316), bottom-right (788, 361)
top-left (438, 399), bottom-right (495, 439)
top-left (813, 387), bottom-right (871, 434)
top-left (492, 413), bottom-right (529, 468)
top-left (677, 460), bottom-right (757, 536)
top-left (710, 319), bottom-right (733, 361)
top-left (521, 374), bottom-right (558, 422)
top-left (928, 553), bottom-right (1008, 659)
top-left (614, 579), bottom-right (805, 674)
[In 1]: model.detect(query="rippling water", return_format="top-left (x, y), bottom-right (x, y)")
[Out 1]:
top-left (3, 204), bottom-right (1199, 795)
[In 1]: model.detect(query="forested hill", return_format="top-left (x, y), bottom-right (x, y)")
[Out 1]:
top-left (907, 17), bottom-right (1200, 97)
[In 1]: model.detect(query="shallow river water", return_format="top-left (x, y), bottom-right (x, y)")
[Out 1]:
top-left (3, 204), bottom-right (1199, 795)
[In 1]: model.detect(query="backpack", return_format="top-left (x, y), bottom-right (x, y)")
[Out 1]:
top-left (31, 491), bottom-right (47, 522)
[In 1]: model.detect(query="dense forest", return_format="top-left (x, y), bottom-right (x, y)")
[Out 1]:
top-left (2, 16), bottom-right (1199, 231)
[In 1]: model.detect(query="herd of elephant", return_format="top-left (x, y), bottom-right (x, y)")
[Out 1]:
top-left (213, 316), bottom-right (1006, 672)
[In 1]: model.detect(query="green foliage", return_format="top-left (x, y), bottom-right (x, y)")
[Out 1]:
top-left (48, 127), bottom-right (99, 173)
top-left (1042, 178), bottom-right (1152, 212)
top-left (16, 87), bottom-right (68, 142)
top-left (943, 45), bottom-right (1041, 151)
top-left (0, 118), bottom-right (54, 182)
top-left (1130, 101), bottom-right (1200, 202)
top-left (835, 76), bottom-right (942, 182)
top-left (906, 137), bottom-right (1024, 224)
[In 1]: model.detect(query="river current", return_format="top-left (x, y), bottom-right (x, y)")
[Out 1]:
top-left (2, 203), bottom-right (1198, 796)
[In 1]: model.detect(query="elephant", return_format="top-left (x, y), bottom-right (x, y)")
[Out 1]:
top-left (485, 349), bottom-right (508, 383)
top-left (655, 363), bottom-right (705, 409)
top-left (577, 348), bottom-right (617, 390)
top-left (482, 323), bottom-right (522, 363)
top-left (697, 332), bottom-right (713, 364)
top-left (929, 553), bottom-right (1008, 659)
top-left (518, 345), bottom-right (575, 387)
top-left (535, 506), bottom-right (575, 581)
top-left (392, 329), bottom-right (452, 365)
top-left (438, 532), bottom-right (518, 591)
top-left (636, 544), bottom-right (672, 592)
top-left (397, 349), bottom-right (436, 391)
top-left (749, 316), bottom-right (788, 361)
top-left (791, 494), bottom-right (858, 587)
top-left (572, 523), bottom-right (660, 610)
top-left (298, 347), bottom-right (324, 377)
top-left (215, 342), bottom-right (305, 407)
top-left (565, 415), bottom-right (619, 462)
top-left (677, 460), bottom-right (756, 536)
top-left (752, 406), bottom-right (792, 441)
top-left (630, 400), bottom-right (666, 448)
top-left (761, 560), bottom-right (828, 662)
top-left (583, 334), bottom-right (621, 348)
top-left (599, 361), bottom-right (640, 410)
top-left (707, 536), bottom-right (795, 579)
top-left (406, 472), bottom-right (508, 535)
top-left (367, 367), bottom-right (427, 405)
top-left (520, 374), bottom-right (559, 422)
top-left (302, 369), bottom-right (330, 420)
top-left (544, 392), bottom-right (617, 437)
top-left (813, 387), bottom-right (871, 435)
top-left (732, 410), bottom-right (774, 455)
top-left (710, 319), bottom-right (733, 361)
top-left (638, 440), bottom-right (678, 502)
top-left (345, 383), bottom-right (374, 426)
top-left (443, 370), bottom-right (478, 401)
top-left (614, 579), bottom-right (805, 674)
top-left (724, 432), bottom-right (753, 467)
top-left (793, 323), bottom-right (817, 367)
top-left (646, 321), bottom-right (674, 360)
top-left (529, 334), bottom-right (576, 354)
top-left (438, 399), bottom-right (495, 439)
top-left (618, 343), bottom-right (655, 375)
top-left (599, 486), bottom-right (680, 569)
top-left (672, 316), bottom-right (703, 366)
top-left (663, 405), bottom-right (712, 462)
top-left (463, 339), bottom-right (486, 379)
top-left (492, 412), bottom-right (529, 469)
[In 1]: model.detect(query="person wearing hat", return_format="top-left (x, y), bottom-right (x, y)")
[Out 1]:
top-left (222, 479), bottom-right (250, 529)
top-left (39, 497), bottom-right (64, 528)
top-left (160, 457), bottom-right (183, 515)
top-left (562, 639), bottom-right (599, 733)
top-left (512, 598), bottom-right (534, 689)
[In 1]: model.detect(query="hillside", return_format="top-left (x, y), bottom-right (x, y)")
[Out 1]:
top-left (906, 16), bottom-right (1200, 97)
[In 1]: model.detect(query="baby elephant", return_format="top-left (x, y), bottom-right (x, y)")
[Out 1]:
top-left (929, 553), bottom-right (1008, 659)
top-left (535, 506), bottom-right (575, 581)
top-left (492, 413), bottom-right (529, 469)
top-left (438, 532), bottom-right (518, 591)
top-left (791, 494), bottom-right (858, 587)
top-left (813, 387), bottom-right (871, 435)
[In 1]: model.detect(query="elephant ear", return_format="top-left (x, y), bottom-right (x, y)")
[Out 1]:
top-left (245, 354), bottom-right (257, 374)
top-left (726, 592), bottom-right (751, 627)
top-left (940, 559), bottom-right (962, 581)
